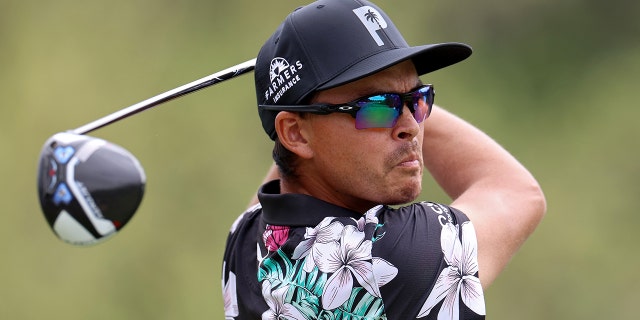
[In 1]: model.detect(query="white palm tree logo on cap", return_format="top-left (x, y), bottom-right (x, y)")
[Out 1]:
top-left (353, 6), bottom-right (388, 46)
top-left (364, 9), bottom-right (380, 24)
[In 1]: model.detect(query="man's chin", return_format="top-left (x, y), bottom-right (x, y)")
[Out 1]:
top-left (386, 184), bottom-right (422, 206)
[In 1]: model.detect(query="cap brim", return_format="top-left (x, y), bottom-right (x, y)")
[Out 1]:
top-left (317, 42), bottom-right (472, 91)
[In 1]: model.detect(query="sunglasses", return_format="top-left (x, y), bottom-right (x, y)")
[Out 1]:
top-left (260, 84), bottom-right (434, 129)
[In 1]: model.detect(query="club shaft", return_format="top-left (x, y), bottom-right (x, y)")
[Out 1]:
top-left (71, 58), bottom-right (257, 135)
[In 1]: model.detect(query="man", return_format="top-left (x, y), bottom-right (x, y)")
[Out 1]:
top-left (222, 0), bottom-right (546, 319)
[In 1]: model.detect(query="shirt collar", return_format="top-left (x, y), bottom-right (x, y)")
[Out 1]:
top-left (257, 180), bottom-right (363, 227)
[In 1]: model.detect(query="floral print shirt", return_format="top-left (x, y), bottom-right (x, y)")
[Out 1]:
top-left (222, 180), bottom-right (485, 319)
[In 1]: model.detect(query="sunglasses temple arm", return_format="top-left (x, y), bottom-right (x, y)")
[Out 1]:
top-left (259, 104), bottom-right (335, 114)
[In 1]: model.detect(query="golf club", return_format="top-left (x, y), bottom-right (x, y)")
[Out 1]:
top-left (37, 58), bottom-right (257, 245)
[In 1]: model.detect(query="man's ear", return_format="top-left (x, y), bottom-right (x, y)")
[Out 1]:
top-left (274, 111), bottom-right (314, 159)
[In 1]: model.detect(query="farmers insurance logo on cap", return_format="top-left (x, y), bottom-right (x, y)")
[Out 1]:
top-left (353, 6), bottom-right (388, 46)
top-left (264, 57), bottom-right (304, 103)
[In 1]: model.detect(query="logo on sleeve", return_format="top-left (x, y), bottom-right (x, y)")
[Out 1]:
top-left (427, 203), bottom-right (453, 227)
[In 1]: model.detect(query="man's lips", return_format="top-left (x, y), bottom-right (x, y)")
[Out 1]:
top-left (388, 141), bottom-right (422, 170)
top-left (396, 154), bottom-right (422, 168)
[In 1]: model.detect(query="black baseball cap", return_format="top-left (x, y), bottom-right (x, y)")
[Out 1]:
top-left (255, 0), bottom-right (472, 140)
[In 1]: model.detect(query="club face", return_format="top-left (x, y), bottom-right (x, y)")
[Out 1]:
top-left (37, 132), bottom-right (146, 245)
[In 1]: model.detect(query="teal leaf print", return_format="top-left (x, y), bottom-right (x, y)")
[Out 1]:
top-left (259, 212), bottom-right (395, 319)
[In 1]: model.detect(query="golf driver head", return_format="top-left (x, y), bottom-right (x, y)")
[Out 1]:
top-left (37, 132), bottom-right (145, 246)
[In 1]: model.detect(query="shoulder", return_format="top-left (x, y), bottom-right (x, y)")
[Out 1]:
top-left (228, 203), bottom-right (263, 235)
top-left (379, 201), bottom-right (471, 227)
top-left (371, 202), bottom-right (478, 271)
top-left (370, 201), bottom-right (477, 262)
top-left (222, 205), bottom-right (268, 318)
top-left (367, 202), bottom-right (485, 318)
top-left (223, 204), bottom-right (264, 280)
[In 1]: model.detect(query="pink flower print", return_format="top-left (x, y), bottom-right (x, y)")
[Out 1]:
top-left (263, 225), bottom-right (290, 252)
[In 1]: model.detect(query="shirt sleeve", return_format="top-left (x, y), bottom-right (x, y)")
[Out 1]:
top-left (372, 202), bottom-right (485, 319)
top-left (221, 206), bottom-right (267, 319)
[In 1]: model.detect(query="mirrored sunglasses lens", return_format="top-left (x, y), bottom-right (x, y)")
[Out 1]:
top-left (355, 95), bottom-right (400, 129)
top-left (412, 87), bottom-right (433, 123)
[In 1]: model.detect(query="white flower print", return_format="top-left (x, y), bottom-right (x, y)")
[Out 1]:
top-left (291, 217), bottom-right (344, 273)
top-left (417, 221), bottom-right (485, 319)
top-left (364, 205), bottom-right (382, 224)
top-left (355, 205), bottom-right (382, 231)
top-left (313, 225), bottom-right (398, 310)
top-left (222, 262), bottom-right (239, 320)
top-left (261, 282), bottom-right (306, 320)
top-left (257, 242), bottom-right (265, 264)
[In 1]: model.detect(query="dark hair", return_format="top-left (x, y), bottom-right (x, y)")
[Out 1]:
top-left (272, 137), bottom-right (299, 179)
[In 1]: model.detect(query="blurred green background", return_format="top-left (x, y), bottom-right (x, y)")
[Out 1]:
top-left (1, 0), bottom-right (638, 318)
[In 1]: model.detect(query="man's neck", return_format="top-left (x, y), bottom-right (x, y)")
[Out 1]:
top-left (279, 177), bottom-right (374, 214)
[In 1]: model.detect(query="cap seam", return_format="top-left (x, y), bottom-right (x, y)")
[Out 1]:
top-left (288, 11), bottom-right (323, 104)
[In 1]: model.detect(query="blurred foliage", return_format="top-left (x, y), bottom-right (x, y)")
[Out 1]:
top-left (1, 0), bottom-right (638, 319)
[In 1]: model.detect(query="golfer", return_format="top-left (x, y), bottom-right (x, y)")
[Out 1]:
top-left (222, 0), bottom-right (546, 319)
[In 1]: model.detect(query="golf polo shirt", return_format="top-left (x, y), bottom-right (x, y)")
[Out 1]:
top-left (222, 180), bottom-right (486, 319)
